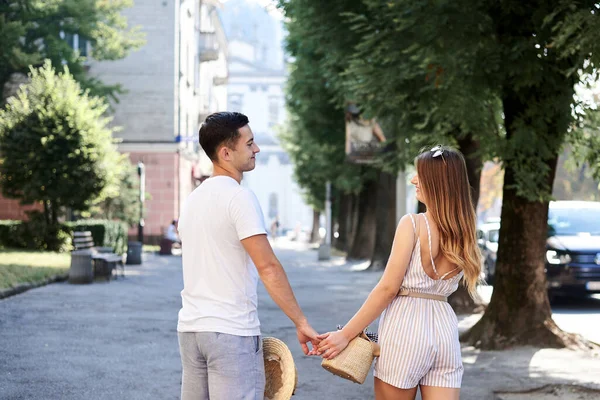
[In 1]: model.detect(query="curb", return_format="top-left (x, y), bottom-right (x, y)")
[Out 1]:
top-left (0, 273), bottom-right (69, 300)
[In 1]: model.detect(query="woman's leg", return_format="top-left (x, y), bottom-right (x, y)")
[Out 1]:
top-left (374, 377), bottom-right (418, 400)
top-left (420, 385), bottom-right (460, 400)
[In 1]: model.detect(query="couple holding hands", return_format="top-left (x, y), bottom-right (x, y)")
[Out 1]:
top-left (176, 112), bottom-right (480, 400)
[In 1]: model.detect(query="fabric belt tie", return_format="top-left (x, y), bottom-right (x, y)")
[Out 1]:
top-left (397, 288), bottom-right (447, 302)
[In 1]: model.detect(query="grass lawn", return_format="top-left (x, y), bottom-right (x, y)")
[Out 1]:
top-left (0, 248), bottom-right (71, 290)
top-left (143, 244), bottom-right (161, 253)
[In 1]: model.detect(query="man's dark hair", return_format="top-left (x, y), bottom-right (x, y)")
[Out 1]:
top-left (199, 112), bottom-right (249, 161)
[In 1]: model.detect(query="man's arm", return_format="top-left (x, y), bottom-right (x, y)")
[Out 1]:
top-left (241, 234), bottom-right (319, 354)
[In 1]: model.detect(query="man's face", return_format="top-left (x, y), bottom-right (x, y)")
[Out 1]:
top-left (230, 125), bottom-right (260, 172)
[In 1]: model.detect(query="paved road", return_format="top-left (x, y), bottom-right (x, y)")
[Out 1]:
top-left (1, 240), bottom-right (599, 400)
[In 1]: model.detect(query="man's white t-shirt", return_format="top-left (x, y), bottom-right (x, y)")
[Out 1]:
top-left (176, 176), bottom-right (267, 336)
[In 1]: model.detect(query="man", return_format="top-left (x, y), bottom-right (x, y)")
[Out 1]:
top-left (177, 112), bottom-right (319, 400)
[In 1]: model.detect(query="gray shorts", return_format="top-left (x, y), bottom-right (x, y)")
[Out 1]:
top-left (178, 332), bottom-right (265, 400)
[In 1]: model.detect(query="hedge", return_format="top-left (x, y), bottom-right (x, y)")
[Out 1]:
top-left (64, 220), bottom-right (128, 255)
top-left (0, 220), bottom-right (26, 248)
top-left (0, 219), bottom-right (128, 255)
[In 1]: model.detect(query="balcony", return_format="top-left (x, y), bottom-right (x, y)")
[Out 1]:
top-left (199, 32), bottom-right (219, 62)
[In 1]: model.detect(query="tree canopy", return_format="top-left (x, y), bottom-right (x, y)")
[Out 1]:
top-left (0, 0), bottom-right (144, 102)
top-left (278, 0), bottom-right (600, 349)
top-left (0, 61), bottom-right (123, 229)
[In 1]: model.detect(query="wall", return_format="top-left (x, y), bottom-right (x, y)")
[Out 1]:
top-left (89, 0), bottom-right (177, 144)
top-left (127, 152), bottom-right (179, 239)
top-left (0, 196), bottom-right (42, 220)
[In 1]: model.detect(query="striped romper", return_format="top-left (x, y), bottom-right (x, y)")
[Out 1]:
top-left (374, 213), bottom-right (464, 389)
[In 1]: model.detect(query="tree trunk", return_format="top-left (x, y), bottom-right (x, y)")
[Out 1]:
top-left (448, 133), bottom-right (485, 314)
top-left (461, 155), bottom-right (577, 348)
top-left (461, 93), bottom-right (588, 349)
top-left (347, 179), bottom-right (378, 260)
top-left (310, 209), bottom-right (320, 243)
top-left (346, 193), bottom-right (360, 254)
top-left (368, 171), bottom-right (397, 270)
top-left (334, 192), bottom-right (352, 252)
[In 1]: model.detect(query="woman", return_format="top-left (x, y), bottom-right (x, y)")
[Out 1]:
top-left (317, 145), bottom-right (481, 400)
top-left (345, 103), bottom-right (386, 155)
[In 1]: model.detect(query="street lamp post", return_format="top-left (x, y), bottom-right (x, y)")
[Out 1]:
top-left (318, 181), bottom-right (332, 260)
top-left (137, 161), bottom-right (145, 244)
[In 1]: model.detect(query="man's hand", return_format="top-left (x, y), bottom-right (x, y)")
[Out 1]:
top-left (316, 330), bottom-right (350, 360)
top-left (296, 322), bottom-right (320, 356)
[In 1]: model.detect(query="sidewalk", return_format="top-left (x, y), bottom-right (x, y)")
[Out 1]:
top-left (0, 240), bottom-right (599, 399)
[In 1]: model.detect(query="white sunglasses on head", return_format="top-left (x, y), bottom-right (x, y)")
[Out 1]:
top-left (430, 145), bottom-right (446, 164)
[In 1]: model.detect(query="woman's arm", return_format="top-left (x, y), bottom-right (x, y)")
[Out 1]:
top-left (372, 120), bottom-right (386, 142)
top-left (317, 214), bottom-right (416, 359)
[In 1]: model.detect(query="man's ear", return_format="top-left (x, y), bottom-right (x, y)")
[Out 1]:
top-left (217, 145), bottom-right (231, 162)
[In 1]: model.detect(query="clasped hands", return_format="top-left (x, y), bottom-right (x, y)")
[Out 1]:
top-left (296, 323), bottom-right (350, 360)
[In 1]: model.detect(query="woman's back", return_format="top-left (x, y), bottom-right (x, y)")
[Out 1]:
top-left (400, 213), bottom-right (463, 297)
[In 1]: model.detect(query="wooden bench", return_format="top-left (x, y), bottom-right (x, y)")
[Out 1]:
top-left (73, 231), bottom-right (125, 280)
top-left (159, 237), bottom-right (181, 255)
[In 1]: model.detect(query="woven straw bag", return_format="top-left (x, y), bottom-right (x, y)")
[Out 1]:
top-left (321, 332), bottom-right (381, 384)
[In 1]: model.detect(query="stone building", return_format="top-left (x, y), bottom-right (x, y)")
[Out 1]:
top-left (219, 0), bottom-right (313, 234)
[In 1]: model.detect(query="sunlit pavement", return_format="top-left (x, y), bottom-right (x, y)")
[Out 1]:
top-left (463, 286), bottom-right (600, 344)
top-left (0, 239), bottom-right (598, 400)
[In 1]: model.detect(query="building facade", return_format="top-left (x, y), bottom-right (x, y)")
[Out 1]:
top-left (219, 0), bottom-right (313, 234)
top-left (90, 0), bottom-right (228, 241)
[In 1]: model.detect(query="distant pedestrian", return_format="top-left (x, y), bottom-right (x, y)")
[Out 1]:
top-left (270, 216), bottom-right (280, 238)
top-left (317, 145), bottom-right (481, 400)
top-left (164, 219), bottom-right (180, 244)
top-left (176, 112), bottom-right (320, 400)
top-left (345, 103), bottom-right (386, 156)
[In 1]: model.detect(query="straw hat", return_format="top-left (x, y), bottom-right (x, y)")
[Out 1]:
top-left (263, 337), bottom-right (298, 400)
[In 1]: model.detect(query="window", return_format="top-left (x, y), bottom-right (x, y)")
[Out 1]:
top-left (228, 94), bottom-right (243, 113)
top-left (268, 96), bottom-right (279, 126)
top-left (64, 33), bottom-right (89, 57)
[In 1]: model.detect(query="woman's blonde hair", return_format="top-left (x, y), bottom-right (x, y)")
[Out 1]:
top-left (415, 145), bottom-right (481, 298)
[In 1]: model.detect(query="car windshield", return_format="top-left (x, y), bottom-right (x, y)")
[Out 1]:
top-left (548, 206), bottom-right (600, 236)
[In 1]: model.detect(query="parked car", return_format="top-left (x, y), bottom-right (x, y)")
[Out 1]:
top-left (477, 219), bottom-right (500, 284)
top-left (477, 201), bottom-right (600, 297)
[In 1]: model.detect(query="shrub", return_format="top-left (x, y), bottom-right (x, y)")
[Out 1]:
top-left (0, 216), bottom-right (71, 252)
top-left (0, 220), bottom-right (25, 248)
top-left (0, 219), bottom-right (126, 254)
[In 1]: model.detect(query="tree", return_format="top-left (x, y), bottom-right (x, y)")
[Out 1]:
top-left (420, 0), bottom-right (600, 349)
top-left (0, 61), bottom-right (122, 249)
top-left (278, 0), bottom-right (369, 247)
top-left (279, 0), bottom-right (404, 265)
top-left (279, 0), bottom-right (600, 346)
top-left (0, 0), bottom-right (144, 103)
top-left (87, 161), bottom-right (140, 227)
top-left (327, 0), bottom-right (600, 347)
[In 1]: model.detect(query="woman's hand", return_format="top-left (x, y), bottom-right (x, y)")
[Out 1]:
top-left (316, 330), bottom-right (351, 360)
